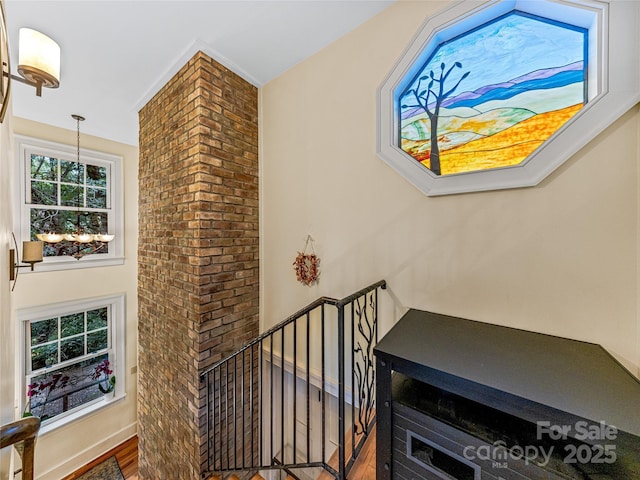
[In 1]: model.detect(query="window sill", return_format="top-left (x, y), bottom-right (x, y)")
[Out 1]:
top-left (38, 392), bottom-right (125, 436)
top-left (22, 256), bottom-right (125, 274)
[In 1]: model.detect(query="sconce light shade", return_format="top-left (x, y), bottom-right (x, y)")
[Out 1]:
top-left (18, 28), bottom-right (60, 91)
top-left (9, 234), bottom-right (43, 290)
top-left (22, 241), bottom-right (43, 263)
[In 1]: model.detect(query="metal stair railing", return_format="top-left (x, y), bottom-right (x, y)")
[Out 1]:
top-left (200, 280), bottom-right (386, 480)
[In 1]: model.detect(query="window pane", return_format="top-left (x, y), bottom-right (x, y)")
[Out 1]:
top-left (31, 210), bottom-right (110, 257)
top-left (31, 208), bottom-right (78, 240)
top-left (61, 313), bottom-right (84, 338)
top-left (61, 337), bottom-right (85, 361)
top-left (87, 187), bottom-right (107, 208)
top-left (87, 307), bottom-right (108, 330)
top-left (31, 155), bottom-right (57, 181)
top-left (87, 329), bottom-right (108, 353)
top-left (31, 343), bottom-right (58, 370)
top-left (60, 160), bottom-right (84, 184)
top-left (31, 181), bottom-right (57, 205)
top-left (31, 318), bottom-right (58, 346)
top-left (60, 184), bottom-right (83, 207)
top-left (86, 165), bottom-right (107, 187)
top-left (28, 354), bottom-right (108, 420)
top-left (84, 211), bottom-right (108, 232)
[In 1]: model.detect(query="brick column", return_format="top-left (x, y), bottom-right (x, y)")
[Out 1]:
top-left (138, 51), bottom-right (258, 479)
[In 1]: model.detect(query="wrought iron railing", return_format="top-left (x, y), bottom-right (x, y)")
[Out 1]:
top-left (200, 280), bottom-right (386, 480)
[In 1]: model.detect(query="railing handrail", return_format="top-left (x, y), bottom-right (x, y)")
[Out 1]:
top-left (200, 279), bottom-right (386, 378)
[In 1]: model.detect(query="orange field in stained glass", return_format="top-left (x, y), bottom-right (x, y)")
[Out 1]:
top-left (412, 104), bottom-right (582, 175)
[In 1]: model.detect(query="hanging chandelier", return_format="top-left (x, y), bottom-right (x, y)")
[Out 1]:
top-left (36, 114), bottom-right (114, 259)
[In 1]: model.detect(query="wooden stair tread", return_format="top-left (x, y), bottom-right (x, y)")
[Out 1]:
top-left (316, 425), bottom-right (376, 480)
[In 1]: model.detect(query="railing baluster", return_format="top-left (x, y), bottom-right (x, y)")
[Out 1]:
top-left (293, 317), bottom-right (297, 464)
top-left (225, 362), bottom-right (229, 470)
top-left (203, 373), bottom-right (209, 471)
top-left (270, 334), bottom-right (274, 465)
top-left (306, 310), bottom-right (310, 464)
top-left (337, 303), bottom-right (346, 480)
top-left (351, 299), bottom-right (355, 462)
top-left (248, 348), bottom-right (255, 468)
top-left (321, 304), bottom-right (326, 467)
top-left (234, 355), bottom-right (238, 469)
top-left (217, 366), bottom-right (221, 471)
top-left (241, 349), bottom-right (246, 469)
top-left (257, 341), bottom-right (262, 468)
top-left (280, 327), bottom-right (285, 464)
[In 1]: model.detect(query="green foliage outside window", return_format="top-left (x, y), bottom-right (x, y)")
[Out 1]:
top-left (26, 306), bottom-right (112, 421)
top-left (28, 154), bottom-right (110, 257)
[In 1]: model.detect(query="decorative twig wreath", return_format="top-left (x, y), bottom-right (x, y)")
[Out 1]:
top-left (293, 235), bottom-right (320, 286)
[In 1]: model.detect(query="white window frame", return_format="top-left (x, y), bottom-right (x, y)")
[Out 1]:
top-left (18, 294), bottom-right (126, 435)
top-left (15, 135), bottom-right (124, 271)
top-left (377, 0), bottom-right (640, 196)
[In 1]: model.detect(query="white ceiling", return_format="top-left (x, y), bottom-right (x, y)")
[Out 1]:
top-left (5, 0), bottom-right (394, 146)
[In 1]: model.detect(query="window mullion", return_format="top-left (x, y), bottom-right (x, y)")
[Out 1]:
top-left (84, 311), bottom-right (88, 356)
top-left (107, 165), bottom-right (112, 209)
top-left (57, 316), bottom-right (62, 365)
top-left (56, 158), bottom-right (62, 208)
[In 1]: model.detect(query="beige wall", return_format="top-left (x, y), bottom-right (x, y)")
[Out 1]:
top-left (8, 118), bottom-right (138, 479)
top-left (1, 101), bottom-right (16, 480)
top-left (260, 0), bottom-right (640, 377)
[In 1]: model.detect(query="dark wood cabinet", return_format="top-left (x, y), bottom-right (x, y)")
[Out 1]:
top-left (374, 309), bottom-right (640, 480)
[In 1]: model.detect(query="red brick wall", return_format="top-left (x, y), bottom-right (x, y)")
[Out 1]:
top-left (138, 51), bottom-right (259, 479)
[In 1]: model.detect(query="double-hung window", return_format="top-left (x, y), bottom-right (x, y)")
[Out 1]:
top-left (20, 295), bottom-right (125, 432)
top-left (16, 135), bottom-right (124, 270)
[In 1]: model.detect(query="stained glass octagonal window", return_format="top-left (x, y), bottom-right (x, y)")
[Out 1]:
top-left (377, 0), bottom-right (640, 196)
top-left (399, 11), bottom-right (586, 177)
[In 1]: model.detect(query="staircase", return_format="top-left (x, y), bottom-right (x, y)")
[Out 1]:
top-left (200, 280), bottom-right (387, 480)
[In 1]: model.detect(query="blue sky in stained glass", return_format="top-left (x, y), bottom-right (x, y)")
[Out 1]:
top-left (402, 11), bottom-right (586, 109)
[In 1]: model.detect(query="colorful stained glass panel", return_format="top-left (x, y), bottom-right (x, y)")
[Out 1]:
top-left (398, 11), bottom-right (587, 176)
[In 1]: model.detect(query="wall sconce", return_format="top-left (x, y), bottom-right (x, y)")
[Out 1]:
top-left (11, 28), bottom-right (60, 96)
top-left (9, 233), bottom-right (43, 291)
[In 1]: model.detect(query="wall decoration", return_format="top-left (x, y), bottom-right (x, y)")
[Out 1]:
top-left (0, 1), bottom-right (10, 123)
top-left (399, 11), bottom-right (586, 177)
top-left (293, 235), bottom-right (319, 286)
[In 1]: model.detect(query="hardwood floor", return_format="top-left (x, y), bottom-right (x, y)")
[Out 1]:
top-left (61, 435), bottom-right (138, 480)
top-left (345, 426), bottom-right (376, 480)
top-left (62, 430), bottom-right (375, 480)
top-left (317, 425), bottom-right (376, 480)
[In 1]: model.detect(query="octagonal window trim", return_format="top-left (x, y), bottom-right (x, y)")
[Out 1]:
top-left (377, 0), bottom-right (640, 196)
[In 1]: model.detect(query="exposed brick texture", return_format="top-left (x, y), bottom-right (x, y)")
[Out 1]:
top-left (138, 51), bottom-right (259, 479)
